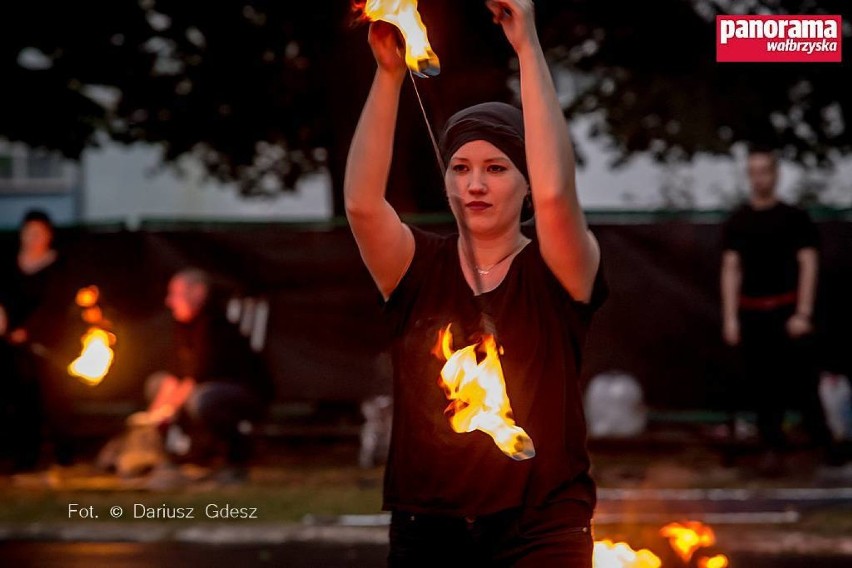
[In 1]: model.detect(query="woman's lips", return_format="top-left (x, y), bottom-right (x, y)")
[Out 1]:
top-left (465, 201), bottom-right (492, 211)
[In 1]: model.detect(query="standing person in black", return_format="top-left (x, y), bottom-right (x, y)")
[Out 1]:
top-left (721, 146), bottom-right (833, 472)
top-left (345, 1), bottom-right (605, 565)
top-left (0, 209), bottom-right (76, 471)
top-left (136, 268), bottom-right (270, 484)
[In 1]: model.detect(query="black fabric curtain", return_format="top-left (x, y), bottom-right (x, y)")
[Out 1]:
top-left (1, 220), bottom-right (849, 410)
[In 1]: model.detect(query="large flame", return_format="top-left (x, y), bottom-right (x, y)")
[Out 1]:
top-left (660, 521), bottom-right (721, 564)
top-left (593, 522), bottom-right (728, 568)
top-left (359, 0), bottom-right (440, 76)
top-left (68, 327), bottom-right (115, 386)
top-left (593, 540), bottom-right (662, 568)
top-left (434, 325), bottom-right (534, 460)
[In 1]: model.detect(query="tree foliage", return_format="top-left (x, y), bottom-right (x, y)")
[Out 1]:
top-left (544, 0), bottom-right (852, 169)
top-left (2, 0), bottom-right (850, 213)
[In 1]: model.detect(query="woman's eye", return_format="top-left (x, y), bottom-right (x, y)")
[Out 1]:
top-left (487, 164), bottom-right (507, 173)
top-left (451, 164), bottom-right (468, 173)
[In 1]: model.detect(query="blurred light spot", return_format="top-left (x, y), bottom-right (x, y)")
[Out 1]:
top-left (769, 112), bottom-right (788, 130)
top-left (81, 85), bottom-right (121, 109)
top-left (147, 11), bottom-right (171, 32)
top-left (176, 79), bottom-right (193, 95)
top-left (665, 120), bottom-right (681, 135)
top-left (186, 27), bottom-right (206, 49)
top-left (17, 47), bottom-right (52, 70)
top-left (242, 5), bottom-right (267, 26)
top-left (822, 103), bottom-right (845, 138)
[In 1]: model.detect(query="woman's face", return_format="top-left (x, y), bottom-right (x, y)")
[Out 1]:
top-left (445, 140), bottom-right (528, 238)
top-left (20, 220), bottom-right (53, 255)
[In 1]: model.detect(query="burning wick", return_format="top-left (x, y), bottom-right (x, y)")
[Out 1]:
top-left (433, 325), bottom-right (535, 461)
top-left (358, 0), bottom-right (440, 77)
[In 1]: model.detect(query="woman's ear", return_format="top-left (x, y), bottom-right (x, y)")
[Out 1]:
top-left (522, 190), bottom-right (534, 220)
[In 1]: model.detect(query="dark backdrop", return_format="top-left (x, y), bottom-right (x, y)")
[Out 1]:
top-left (1, 216), bottom-right (849, 412)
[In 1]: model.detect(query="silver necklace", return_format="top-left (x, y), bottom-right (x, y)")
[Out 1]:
top-left (475, 240), bottom-right (528, 276)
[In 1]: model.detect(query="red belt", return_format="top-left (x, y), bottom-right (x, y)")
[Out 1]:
top-left (739, 291), bottom-right (798, 311)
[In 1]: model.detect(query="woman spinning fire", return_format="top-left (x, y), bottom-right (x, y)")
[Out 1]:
top-left (345, 1), bottom-right (606, 565)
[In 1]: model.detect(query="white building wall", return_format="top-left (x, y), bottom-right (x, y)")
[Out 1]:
top-left (81, 143), bottom-right (333, 226)
top-left (78, 132), bottom-right (852, 226)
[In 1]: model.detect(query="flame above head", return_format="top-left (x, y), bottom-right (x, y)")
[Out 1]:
top-left (659, 521), bottom-right (717, 564)
top-left (434, 325), bottom-right (534, 461)
top-left (358, 0), bottom-right (440, 77)
top-left (68, 327), bottom-right (115, 386)
top-left (592, 540), bottom-right (662, 568)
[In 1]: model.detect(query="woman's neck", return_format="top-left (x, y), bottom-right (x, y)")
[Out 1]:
top-left (18, 248), bottom-right (56, 275)
top-left (459, 230), bottom-right (529, 272)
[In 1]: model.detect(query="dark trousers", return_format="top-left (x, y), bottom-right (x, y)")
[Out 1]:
top-left (183, 381), bottom-right (263, 464)
top-left (7, 349), bottom-right (75, 469)
top-left (388, 502), bottom-right (593, 567)
top-left (739, 307), bottom-right (831, 451)
top-left (6, 347), bottom-right (75, 470)
top-left (146, 374), bottom-right (264, 465)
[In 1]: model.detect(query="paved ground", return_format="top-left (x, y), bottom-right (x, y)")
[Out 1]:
top-left (1, 435), bottom-right (852, 566)
top-left (1, 541), bottom-right (851, 568)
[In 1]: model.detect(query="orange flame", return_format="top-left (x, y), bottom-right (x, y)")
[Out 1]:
top-left (699, 555), bottom-right (730, 568)
top-left (68, 327), bottom-right (115, 386)
top-left (82, 306), bottom-right (103, 324)
top-left (75, 285), bottom-right (100, 308)
top-left (358, 0), bottom-right (440, 77)
top-left (592, 540), bottom-right (662, 568)
top-left (434, 325), bottom-right (534, 460)
top-left (660, 521), bottom-right (717, 564)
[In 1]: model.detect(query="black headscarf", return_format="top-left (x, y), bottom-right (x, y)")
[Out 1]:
top-left (439, 102), bottom-right (528, 182)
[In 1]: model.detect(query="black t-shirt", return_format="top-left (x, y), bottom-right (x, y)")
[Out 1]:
top-left (170, 307), bottom-right (271, 398)
top-left (1, 255), bottom-right (76, 350)
top-left (721, 202), bottom-right (819, 297)
top-left (383, 226), bottom-right (606, 518)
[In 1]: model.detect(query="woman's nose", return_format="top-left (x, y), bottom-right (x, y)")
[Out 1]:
top-left (467, 170), bottom-right (487, 194)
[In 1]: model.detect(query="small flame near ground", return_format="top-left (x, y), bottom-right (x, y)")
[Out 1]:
top-left (593, 539), bottom-right (662, 568)
top-left (660, 521), bottom-right (717, 564)
top-left (698, 555), bottom-right (729, 568)
top-left (592, 521), bottom-right (729, 567)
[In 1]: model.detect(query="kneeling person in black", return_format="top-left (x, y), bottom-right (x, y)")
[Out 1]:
top-left (143, 268), bottom-right (270, 477)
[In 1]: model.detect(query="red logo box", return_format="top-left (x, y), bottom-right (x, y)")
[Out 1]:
top-left (717, 15), bottom-right (842, 63)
